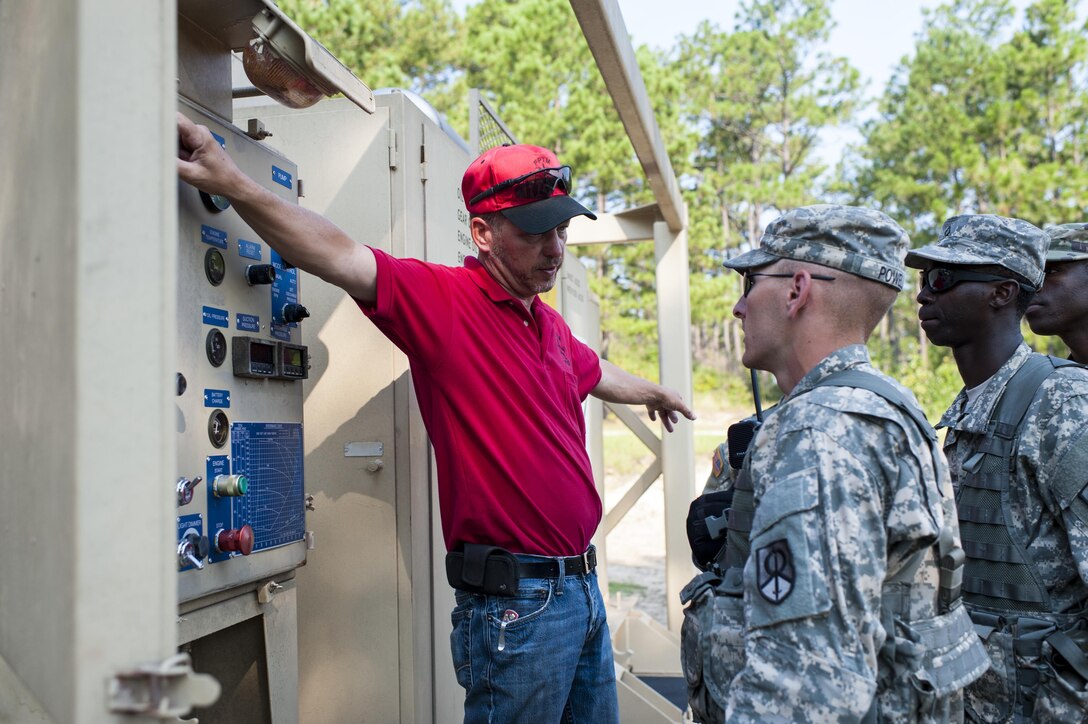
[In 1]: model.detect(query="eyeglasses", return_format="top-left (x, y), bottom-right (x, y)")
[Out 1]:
top-left (469, 166), bottom-right (572, 206)
top-left (920, 267), bottom-right (1035, 293)
top-left (742, 271), bottom-right (836, 297)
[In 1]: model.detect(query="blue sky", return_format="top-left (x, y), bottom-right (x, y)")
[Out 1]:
top-left (450, 0), bottom-right (1035, 161)
top-left (451, 1), bottom-right (1028, 101)
top-left (617, 0), bottom-right (1030, 101)
top-left (614, 0), bottom-right (1032, 162)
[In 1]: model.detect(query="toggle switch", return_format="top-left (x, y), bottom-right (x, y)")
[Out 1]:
top-left (177, 531), bottom-right (210, 570)
top-left (176, 476), bottom-right (203, 506)
top-left (215, 524), bottom-right (254, 556)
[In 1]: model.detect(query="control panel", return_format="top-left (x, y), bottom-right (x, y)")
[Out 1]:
top-left (176, 100), bottom-right (308, 603)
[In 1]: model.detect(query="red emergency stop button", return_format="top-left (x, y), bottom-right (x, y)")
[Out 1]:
top-left (215, 524), bottom-right (254, 556)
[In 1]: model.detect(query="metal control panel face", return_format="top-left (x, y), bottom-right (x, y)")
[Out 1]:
top-left (176, 100), bottom-right (307, 603)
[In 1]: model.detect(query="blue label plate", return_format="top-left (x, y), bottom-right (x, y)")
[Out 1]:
top-left (272, 165), bottom-right (292, 189)
top-left (204, 389), bottom-right (231, 408)
top-left (202, 306), bottom-right (229, 328)
top-left (201, 225), bottom-right (228, 249)
top-left (236, 313), bottom-right (260, 333)
top-left (238, 239), bottom-right (262, 260)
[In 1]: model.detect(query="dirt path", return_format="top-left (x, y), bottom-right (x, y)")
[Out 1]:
top-left (602, 398), bottom-right (751, 626)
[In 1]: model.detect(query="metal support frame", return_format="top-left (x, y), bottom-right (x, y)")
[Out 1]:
top-left (569, 206), bottom-right (695, 636)
top-left (654, 221), bottom-right (695, 632)
top-left (569, 0), bottom-right (686, 232)
top-left (566, 0), bottom-right (696, 636)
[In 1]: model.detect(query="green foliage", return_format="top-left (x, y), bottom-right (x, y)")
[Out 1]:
top-left (849, 0), bottom-right (1088, 230)
top-left (895, 347), bottom-right (964, 422)
top-left (277, 0), bottom-right (1088, 414)
top-left (276, 0), bottom-right (464, 95)
top-left (665, 0), bottom-right (864, 394)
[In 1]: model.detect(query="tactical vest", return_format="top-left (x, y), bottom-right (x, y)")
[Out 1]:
top-left (952, 355), bottom-right (1088, 720)
top-left (718, 370), bottom-right (965, 610)
top-left (956, 354), bottom-right (1081, 614)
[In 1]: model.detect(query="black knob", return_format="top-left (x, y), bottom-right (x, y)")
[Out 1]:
top-left (282, 303), bottom-right (310, 324)
top-left (176, 373), bottom-right (187, 396)
top-left (245, 264), bottom-right (277, 286)
top-left (187, 532), bottom-right (211, 561)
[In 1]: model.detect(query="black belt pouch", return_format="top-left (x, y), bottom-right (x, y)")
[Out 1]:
top-left (445, 543), bottom-right (521, 596)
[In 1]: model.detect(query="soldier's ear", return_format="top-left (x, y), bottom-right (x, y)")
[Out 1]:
top-left (785, 272), bottom-right (813, 319)
top-left (989, 279), bottom-right (1021, 310)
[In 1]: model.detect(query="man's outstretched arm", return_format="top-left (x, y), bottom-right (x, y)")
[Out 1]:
top-left (176, 112), bottom-right (378, 303)
top-left (590, 359), bottom-right (695, 432)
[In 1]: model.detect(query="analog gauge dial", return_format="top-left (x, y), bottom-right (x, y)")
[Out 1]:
top-left (206, 329), bottom-right (227, 367)
top-left (204, 248), bottom-right (226, 286)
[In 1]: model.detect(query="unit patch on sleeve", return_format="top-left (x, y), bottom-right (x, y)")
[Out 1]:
top-left (756, 539), bottom-right (794, 604)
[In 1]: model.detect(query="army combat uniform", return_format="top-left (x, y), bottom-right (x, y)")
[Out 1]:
top-left (938, 343), bottom-right (1088, 721)
top-left (730, 346), bottom-right (982, 721)
top-left (906, 215), bottom-right (1088, 722)
top-left (682, 205), bottom-right (988, 723)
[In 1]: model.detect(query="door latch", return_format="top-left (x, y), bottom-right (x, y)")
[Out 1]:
top-left (108, 652), bottom-right (219, 717)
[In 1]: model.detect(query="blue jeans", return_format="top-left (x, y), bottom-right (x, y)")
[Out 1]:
top-left (449, 563), bottom-right (619, 724)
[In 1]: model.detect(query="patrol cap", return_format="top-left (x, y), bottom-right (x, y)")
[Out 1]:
top-left (1044, 223), bottom-right (1088, 262)
top-left (904, 214), bottom-right (1047, 289)
top-left (722, 204), bottom-right (909, 290)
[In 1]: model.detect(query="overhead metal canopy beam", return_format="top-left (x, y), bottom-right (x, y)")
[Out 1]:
top-left (569, 0), bottom-right (686, 232)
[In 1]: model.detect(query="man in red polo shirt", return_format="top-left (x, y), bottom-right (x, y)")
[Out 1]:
top-left (177, 114), bottom-right (694, 723)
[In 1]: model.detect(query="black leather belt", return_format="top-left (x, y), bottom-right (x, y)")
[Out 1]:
top-left (517, 546), bottom-right (597, 578)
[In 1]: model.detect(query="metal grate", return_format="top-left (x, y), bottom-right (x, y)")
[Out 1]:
top-left (469, 88), bottom-right (518, 155)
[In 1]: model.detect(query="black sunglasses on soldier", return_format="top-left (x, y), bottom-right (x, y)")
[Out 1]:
top-left (921, 267), bottom-right (1035, 294)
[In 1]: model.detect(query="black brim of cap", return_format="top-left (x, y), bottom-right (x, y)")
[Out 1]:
top-left (500, 195), bottom-right (597, 234)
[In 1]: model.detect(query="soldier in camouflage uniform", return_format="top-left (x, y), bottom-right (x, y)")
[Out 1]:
top-left (681, 205), bottom-right (988, 722)
top-left (1026, 223), bottom-right (1088, 364)
top-left (907, 215), bottom-right (1088, 722)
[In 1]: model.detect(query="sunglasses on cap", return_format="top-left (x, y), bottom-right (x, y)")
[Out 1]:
top-left (469, 166), bottom-right (572, 206)
top-left (920, 267), bottom-right (1036, 293)
top-left (742, 271), bottom-right (835, 297)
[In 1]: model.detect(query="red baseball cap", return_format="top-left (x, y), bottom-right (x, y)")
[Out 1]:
top-left (461, 144), bottom-right (597, 234)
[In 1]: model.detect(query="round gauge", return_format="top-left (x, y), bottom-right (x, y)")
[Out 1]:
top-left (205, 329), bottom-right (227, 367)
top-left (204, 248), bottom-right (226, 286)
top-left (208, 410), bottom-right (229, 449)
top-left (199, 191), bottom-right (231, 213)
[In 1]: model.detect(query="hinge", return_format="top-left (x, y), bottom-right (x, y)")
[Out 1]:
top-left (108, 653), bottom-right (220, 718)
top-left (387, 127), bottom-right (397, 169)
